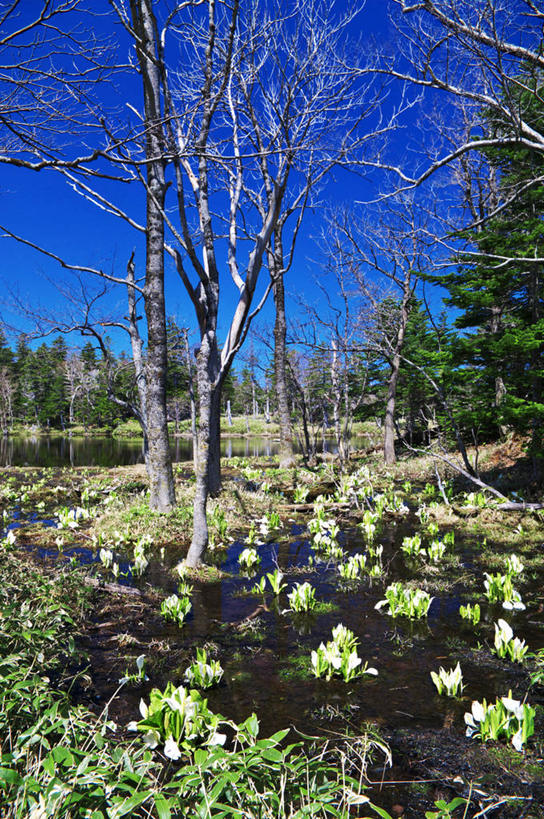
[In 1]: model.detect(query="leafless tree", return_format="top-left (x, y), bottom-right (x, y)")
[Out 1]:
top-left (0, 0), bottom-right (114, 167)
top-left (102, 0), bottom-right (390, 566)
top-left (377, 0), bottom-right (544, 227)
top-left (64, 351), bottom-right (99, 426)
top-left (326, 199), bottom-right (435, 464)
top-left (3, 0), bottom-right (393, 565)
top-left (2, 232), bottom-right (154, 467)
top-left (1, 0), bottom-right (176, 511)
top-left (291, 265), bottom-right (369, 469)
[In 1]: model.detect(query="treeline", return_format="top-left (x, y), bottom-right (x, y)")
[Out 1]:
top-left (1, 281), bottom-right (541, 467)
top-left (0, 323), bottom-right (287, 435)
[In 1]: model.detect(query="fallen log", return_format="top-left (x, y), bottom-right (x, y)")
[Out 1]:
top-left (495, 502), bottom-right (544, 512)
top-left (453, 502), bottom-right (544, 514)
top-left (84, 576), bottom-right (143, 596)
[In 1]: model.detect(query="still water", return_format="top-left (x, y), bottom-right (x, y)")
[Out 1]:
top-left (0, 434), bottom-right (370, 468)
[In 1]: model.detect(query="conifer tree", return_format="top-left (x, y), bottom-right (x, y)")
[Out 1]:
top-left (440, 66), bottom-right (544, 468)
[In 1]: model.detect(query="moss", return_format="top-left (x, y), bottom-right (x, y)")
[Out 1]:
top-left (487, 744), bottom-right (544, 781)
top-left (314, 600), bottom-right (340, 614)
top-left (279, 654), bottom-right (311, 681)
top-left (112, 419), bottom-right (144, 438)
top-left (184, 563), bottom-right (228, 583)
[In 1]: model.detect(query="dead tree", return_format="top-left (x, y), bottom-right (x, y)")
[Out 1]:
top-left (0, 0), bottom-right (114, 168)
top-left (378, 1), bottom-right (544, 219)
top-left (1, 233), bottom-right (153, 470)
top-left (118, 0), bottom-right (385, 566)
top-left (0, 367), bottom-right (13, 436)
top-left (3, 0), bottom-right (393, 564)
top-left (292, 267), bottom-right (369, 470)
top-left (325, 199), bottom-right (432, 464)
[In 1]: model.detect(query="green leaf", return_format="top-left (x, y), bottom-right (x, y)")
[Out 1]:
top-left (52, 746), bottom-right (74, 767)
top-left (0, 766), bottom-right (22, 786)
top-left (153, 794), bottom-right (172, 819)
top-left (261, 747), bottom-right (284, 763)
top-left (266, 728), bottom-right (290, 744)
top-left (368, 805), bottom-right (395, 819)
top-left (109, 790), bottom-right (153, 816)
top-left (193, 748), bottom-right (209, 767)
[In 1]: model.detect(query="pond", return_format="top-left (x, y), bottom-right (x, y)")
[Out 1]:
top-left (0, 433), bottom-right (371, 468)
top-left (48, 521), bottom-right (539, 737)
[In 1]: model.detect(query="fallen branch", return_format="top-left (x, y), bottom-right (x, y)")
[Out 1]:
top-left (404, 444), bottom-right (544, 511)
top-left (280, 501), bottom-right (351, 512)
top-left (494, 502), bottom-right (544, 512)
top-left (400, 441), bottom-right (508, 501)
top-left (434, 463), bottom-right (450, 506)
top-left (84, 576), bottom-right (143, 596)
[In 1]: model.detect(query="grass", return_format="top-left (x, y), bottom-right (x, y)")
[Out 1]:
top-left (110, 416), bottom-right (380, 441)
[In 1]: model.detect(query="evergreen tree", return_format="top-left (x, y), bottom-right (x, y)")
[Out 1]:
top-left (80, 342), bottom-right (98, 371)
top-left (0, 329), bottom-right (13, 370)
top-left (165, 319), bottom-right (190, 429)
top-left (440, 66), bottom-right (544, 465)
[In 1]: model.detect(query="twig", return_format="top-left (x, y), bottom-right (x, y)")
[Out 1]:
top-left (434, 463), bottom-right (450, 506)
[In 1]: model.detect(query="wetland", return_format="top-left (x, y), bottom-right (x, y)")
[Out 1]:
top-left (1, 439), bottom-right (543, 817)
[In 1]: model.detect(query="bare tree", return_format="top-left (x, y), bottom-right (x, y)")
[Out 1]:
top-left (291, 266), bottom-right (369, 469)
top-left (172, 0), bottom-right (390, 565)
top-left (123, 0), bottom-right (175, 512)
top-left (0, 0), bottom-right (114, 168)
top-left (64, 351), bottom-right (97, 426)
top-left (1, 232), bottom-right (155, 468)
top-left (107, 0), bottom-right (384, 566)
top-left (3, 0), bottom-right (391, 566)
top-left (1, 0), bottom-right (176, 512)
top-left (326, 199), bottom-right (434, 464)
top-left (377, 0), bottom-right (544, 222)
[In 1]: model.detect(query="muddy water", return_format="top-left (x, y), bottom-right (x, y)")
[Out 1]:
top-left (15, 511), bottom-right (544, 749)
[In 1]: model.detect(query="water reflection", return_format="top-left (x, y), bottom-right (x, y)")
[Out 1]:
top-left (0, 434), bottom-right (368, 468)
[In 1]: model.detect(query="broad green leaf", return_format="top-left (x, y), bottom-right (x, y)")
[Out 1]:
top-left (154, 794), bottom-right (172, 819)
top-left (0, 766), bottom-right (22, 786)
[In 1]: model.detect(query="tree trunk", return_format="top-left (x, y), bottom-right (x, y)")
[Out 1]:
top-left (144, 211), bottom-right (175, 511)
top-left (131, 0), bottom-right (175, 512)
top-left (529, 267), bottom-right (542, 479)
top-left (186, 333), bottom-right (218, 567)
top-left (128, 257), bottom-right (151, 476)
top-left (330, 338), bottom-right (345, 467)
top-left (273, 270), bottom-right (295, 467)
top-left (384, 289), bottom-right (411, 465)
top-left (298, 386), bottom-right (313, 463)
top-left (384, 351), bottom-right (402, 465)
top-left (208, 384), bottom-right (222, 495)
top-left (182, 327), bottom-right (199, 473)
top-left (490, 305), bottom-right (508, 438)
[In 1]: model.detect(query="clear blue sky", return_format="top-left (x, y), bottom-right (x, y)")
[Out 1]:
top-left (0, 0), bottom-right (445, 361)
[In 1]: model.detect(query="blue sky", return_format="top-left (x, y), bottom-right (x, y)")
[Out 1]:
top-left (0, 0), bottom-right (442, 361)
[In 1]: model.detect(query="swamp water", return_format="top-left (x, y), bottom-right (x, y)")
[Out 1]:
top-left (0, 434), bottom-right (372, 468)
top-left (9, 498), bottom-right (544, 812)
